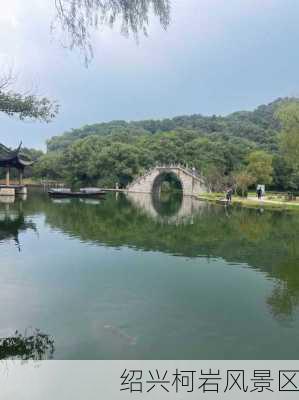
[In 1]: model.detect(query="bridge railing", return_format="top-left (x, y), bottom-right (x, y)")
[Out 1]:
top-left (157, 163), bottom-right (203, 180)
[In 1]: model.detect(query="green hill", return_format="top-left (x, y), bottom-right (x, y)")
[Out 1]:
top-left (31, 97), bottom-right (298, 190)
top-left (47, 97), bottom-right (295, 153)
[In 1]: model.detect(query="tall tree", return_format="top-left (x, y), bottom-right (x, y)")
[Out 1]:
top-left (276, 101), bottom-right (299, 189)
top-left (0, 72), bottom-right (58, 122)
top-left (234, 171), bottom-right (254, 197)
top-left (54, 0), bottom-right (171, 63)
top-left (246, 150), bottom-right (273, 185)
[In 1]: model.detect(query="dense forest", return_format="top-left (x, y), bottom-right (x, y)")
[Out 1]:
top-left (18, 97), bottom-right (299, 192)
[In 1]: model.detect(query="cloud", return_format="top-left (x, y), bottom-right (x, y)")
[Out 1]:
top-left (0, 0), bottom-right (299, 149)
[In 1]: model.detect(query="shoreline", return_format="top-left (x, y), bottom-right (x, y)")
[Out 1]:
top-left (198, 193), bottom-right (299, 212)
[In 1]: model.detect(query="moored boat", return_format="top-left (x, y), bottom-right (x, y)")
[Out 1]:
top-left (48, 188), bottom-right (106, 198)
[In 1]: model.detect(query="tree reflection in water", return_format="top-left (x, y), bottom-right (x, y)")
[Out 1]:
top-left (0, 198), bottom-right (36, 251)
top-left (0, 329), bottom-right (55, 360)
top-left (3, 189), bottom-right (299, 322)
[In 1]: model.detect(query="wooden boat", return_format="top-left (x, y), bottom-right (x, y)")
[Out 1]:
top-left (48, 188), bottom-right (106, 198)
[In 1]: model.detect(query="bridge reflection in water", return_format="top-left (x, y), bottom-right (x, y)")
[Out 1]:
top-left (126, 192), bottom-right (209, 224)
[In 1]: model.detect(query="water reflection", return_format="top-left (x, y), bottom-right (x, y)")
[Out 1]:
top-left (45, 193), bottom-right (299, 321)
top-left (2, 189), bottom-right (299, 358)
top-left (152, 191), bottom-right (182, 217)
top-left (0, 198), bottom-right (36, 250)
top-left (127, 191), bottom-right (207, 224)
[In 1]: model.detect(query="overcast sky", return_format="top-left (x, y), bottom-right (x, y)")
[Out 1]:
top-left (1, 0), bottom-right (299, 149)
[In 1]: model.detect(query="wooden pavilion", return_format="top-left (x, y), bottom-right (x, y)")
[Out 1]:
top-left (0, 143), bottom-right (33, 195)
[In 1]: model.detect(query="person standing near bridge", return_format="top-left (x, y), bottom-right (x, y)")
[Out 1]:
top-left (226, 187), bottom-right (233, 204)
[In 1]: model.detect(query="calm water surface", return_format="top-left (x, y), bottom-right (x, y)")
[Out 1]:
top-left (1, 189), bottom-right (299, 359)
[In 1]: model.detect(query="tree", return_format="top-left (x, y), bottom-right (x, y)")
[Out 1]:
top-left (0, 329), bottom-right (55, 360)
top-left (246, 150), bottom-right (273, 185)
top-left (1, 2), bottom-right (170, 123)
top-left (54, 0), bottom-right (171, 63)
top-left (33, 152), bottom-right (65, 179)
top-left (204, 165), bottom-right (227, 192)
top-left (276, 102), bottom-right (299, 189)
top-left (234, 171), bottom-right (255, 197)
top-left (0, 72), bottom-right (58, 122)
top-left (28, 98), bottom-right (299, 189)
top-left (272, 155), bottom-right (294, 190)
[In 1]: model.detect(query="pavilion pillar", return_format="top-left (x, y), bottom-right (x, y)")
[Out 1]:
top-left (19, 169), bottom-right (23, 185)
top-left (6, 167), bottom-right (10, 186)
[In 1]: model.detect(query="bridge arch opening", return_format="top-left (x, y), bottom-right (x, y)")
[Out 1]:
top-left (152, 171), bottom-right (183, 195)
top-left (151, 171), bottom-right (183, 217)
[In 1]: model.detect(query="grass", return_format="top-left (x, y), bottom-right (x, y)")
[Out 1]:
top-left (198, 192), bottom-right (223, 201)
top-left (198, 192), bottom-right (299, 212)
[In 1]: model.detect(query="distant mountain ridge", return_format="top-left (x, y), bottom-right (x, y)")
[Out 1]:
top-left (47, 97), bottom-right (297, 153)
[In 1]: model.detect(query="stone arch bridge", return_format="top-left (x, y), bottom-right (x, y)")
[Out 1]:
top-left (126, 164), bottom-right (207, 196)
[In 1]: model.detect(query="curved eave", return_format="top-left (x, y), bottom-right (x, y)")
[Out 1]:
top-left (18, 159), bottom-right (34, 167)
top-left (0, 157), bottom-right (34, 168)
top-left (0, 144), bottom-right (34, 168)
top-left (0, 151), bottom-right (19, 162)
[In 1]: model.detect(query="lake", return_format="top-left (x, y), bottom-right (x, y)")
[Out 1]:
top-left (1, 189), bottom-right (299, 360)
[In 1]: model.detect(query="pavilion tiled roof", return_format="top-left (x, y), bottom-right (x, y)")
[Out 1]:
top-left (0, 143), bottom-right (33, 169)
